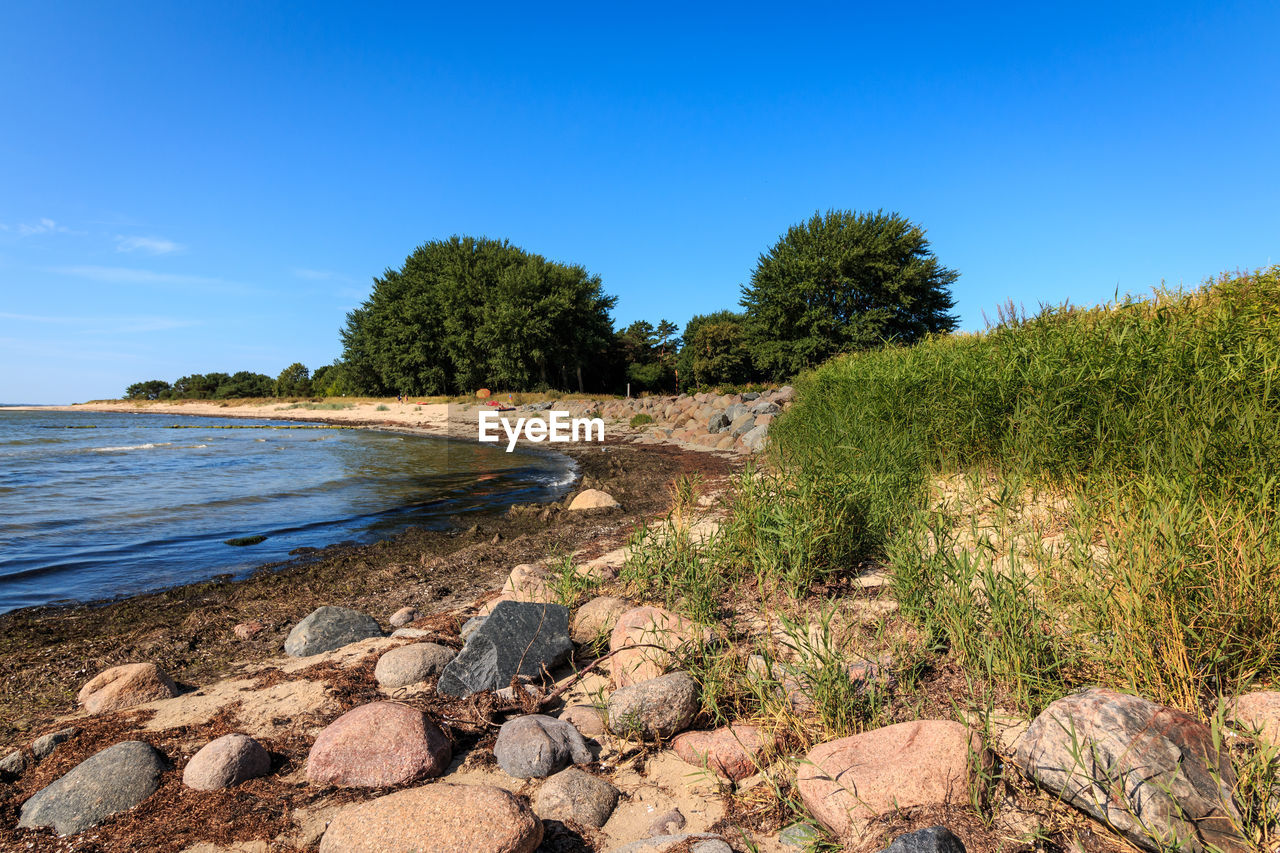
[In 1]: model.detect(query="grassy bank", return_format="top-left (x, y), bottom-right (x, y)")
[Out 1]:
top-left (765, 266), bottom-right (1280, 714)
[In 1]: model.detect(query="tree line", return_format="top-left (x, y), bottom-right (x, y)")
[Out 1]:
top-left (126, 209), bottom-right (960, 399)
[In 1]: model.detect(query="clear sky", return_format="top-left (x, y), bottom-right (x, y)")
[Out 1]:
top-left (2, 2), bottom-right (1276, 404)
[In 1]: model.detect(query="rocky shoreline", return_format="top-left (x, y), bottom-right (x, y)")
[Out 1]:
top-left (3, 390), bottom-right (1278, 853)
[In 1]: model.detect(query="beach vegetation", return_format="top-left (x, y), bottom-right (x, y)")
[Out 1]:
top-left (677, 310), bottom-right (753, 390)
top-left (125, 379), bottom-right (171, 400)
top-left (274, 362), bottom-right (312, 397)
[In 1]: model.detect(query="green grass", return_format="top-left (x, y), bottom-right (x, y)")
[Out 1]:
top-left (629, 412), bottom-right (654, 428)
top-left (768, 266), bottom-right (1280, 714)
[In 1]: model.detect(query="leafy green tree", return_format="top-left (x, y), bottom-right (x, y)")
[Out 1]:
top-left (274, 363), bottom-right (312, 397)
top-left (125, 379), bottom-right (171, 400)
top-left (678, 311), bottom-right (754, 389)
top-left (340, 236), bottom-right (617, 395)
top-left (172, 373), bottom-right (219, 399)
top-left (614, 319), bottom-right (679, 392)
top-left (741, 210), bottom-right (959, 379)
top-left (217, 371), bottom-right (274, 398)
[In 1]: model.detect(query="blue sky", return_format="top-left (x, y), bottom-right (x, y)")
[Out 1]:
top-left (2, 2), bottom-right (1276, 404)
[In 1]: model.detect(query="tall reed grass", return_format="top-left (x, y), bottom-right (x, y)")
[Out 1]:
top-left (770, 267), bottom-right (1280, 713)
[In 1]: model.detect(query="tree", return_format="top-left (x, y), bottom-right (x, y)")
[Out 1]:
top-left (614, 319), bottom-right (679, 392)
top-left (125, 379), bottom-right (171, 400)
top-left (740, 210), bottom-right (959, 379)
top-left (275, 363), bottom-right (312, 397)
top-left (678, 311), bottom-right (754, 389)
top-left (217, 371), bottom-right (274, 398)
top-left (339, 236), bottom-right (617, 395)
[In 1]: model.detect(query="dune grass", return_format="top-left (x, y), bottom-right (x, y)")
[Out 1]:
top-left (764, 266), bottom-right (1280, 714)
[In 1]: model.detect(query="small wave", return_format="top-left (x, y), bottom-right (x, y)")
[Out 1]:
top-left (91, 442), bottom-right (174, 453)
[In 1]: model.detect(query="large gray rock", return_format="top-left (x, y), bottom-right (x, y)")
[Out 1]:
top-left (707, 412), bottom-right (731, 434)
top-left (19, 740), bottom-right (168, 835)
top-left (740, 424), bottom-right (769, 452)
top-left (533, 766), bottom-right (620, 827)
top-left (494, 714), bottom-right (593, 778)
top-left (0, 749), bottom-right (26, 780)
top-left (879, 826), bottom-right (966, 853)
top-left (374, 642), bottom-right (457, 688)
top-left (729, 414), bottom-right (757, 438)
top-left (438, 601), bottom-right (572, 697)
top-left (284, 606), bottom-right (383, 657)
top-left (748, 399), bottom-right (781, 416)
top-left (607, 671), bottom-right (700, 740)
top-left (1016, 688), bottom-right (1246, 853)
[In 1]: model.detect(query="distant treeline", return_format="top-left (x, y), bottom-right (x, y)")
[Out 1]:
top-left (127, 209), bottom-right (960, 399)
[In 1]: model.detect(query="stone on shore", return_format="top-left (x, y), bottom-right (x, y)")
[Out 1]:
top-left (501, 563), bottom-right (556, 603)
top-left (31, 727), bottom-right (79, 762)
top-left (0, 749), bottom-right (26, 780)
top-left (494, 714), bottom-right (593, 778)
top-left (182, 733), bottom-right (271, 791)
top-left (569, 488), bottom-right (621, 510)
top-left (647, 808), bottom-right (686, 837)
top-left (610, 606), bottom-right (699, 687)
top-left (233, 620), bottom-right (265, 640)
top-left (797, 720), bottom-right (982, 839)
top-left (19, 740), bottom-right (169, 836)
top-left (607, 671), bottom-right (700, 740)
top-left (533, 766), bottom-right (620, 827)
top-left (374, 642), bottom-right (457, 688)
top-left (560, 704), bottom-right (608, 739)
top-left (389, 606), bottom-right (420, 628)
top-left (78, 662), bottom-right (178, 714)
top-left (879, 826), bottom-right (967, 853)
top-left (609, 834), bottom-right (733, 853)
top-left (1228, 690), bottom-right (1280, 749)
top-left (673, 724), bottom-right (768, 781)
top-left (437, 601), bottom-right (572, 697)
top-left (318, 783), bottom-right (542, 853)
top-left (307, 701), bottom-right (451, 787)
top-left (284, 606), bottom-right (383, 657)
top-left (1015, 688), bottom-right (1246, 853)
top-left (571, 595), bottom-right (632, 643)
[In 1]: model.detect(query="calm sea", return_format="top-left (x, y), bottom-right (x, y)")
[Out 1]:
top-left (0, 409), bottom-right (576, 613)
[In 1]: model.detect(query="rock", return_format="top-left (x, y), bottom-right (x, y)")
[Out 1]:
top-left (502, 563), bottom-right (556, 603)
top-left (741, 391), bottom-right (760, 401)
top-left (318, 782), bottom-right (542, 853)
top-left (560, 704), bottom-right (608, 739)
top-left (569, 489), bottom-right (621, 510)
top-left (284, 606), bottom-right (382, 657)
top-left (797, 721), bottom-right (982, 839)
top-left (572, 595), bottom-right (632, 644)
top-left (740, 424), bottom-right (769, 453)
top-left (307, 701), bottom-right (451, 787)
top-left (438, 601), bottom-right (572, 697)
top-left (494, 714), bottom-right (592, 778)
top-left (77, 662), bottom-right (178, 714)
top-left (390, 627), bottom-right (432, 639)
top-left (534, 766), bottom-right (620, 827)
top-left (233, 620), bottom-right (265, 639)
top-left (607, 671), bottom-right (700, 740)
top-left (610, 606), bottom-right (699, 687)
top-left (729, 414), bottom-right (757, 438)
top-left (779, 823), bottom-right (823, 847)
top-left (0, 749), bottom-right (26, 780)
top-left (31, 727), bottom-right (79, 761)
top-left (1228, 690), bottom-right (1280, 748)
top-left (673, 724), bottom-right (768, 781)
top-left (388, 606), bottom-right (420, 628)
top-left (708, 412), bottom-right (731, 433)
top-left (879, 826), bottom-right (966, 853)
top-left (1016, 688), bottom-right (1246, 853)
top-left (19, 740), bottom-right (168, 836)
top-left (647, 808), bottom-right (686, 836)
top-left (183, 733), bottom-right (271, 790)
top-left (374, 642), bottom-right (457, 688)
top-left (774, 386), bottom-right (796, 404)
top-left (610, 833), bottom-right (733, 853)
top-left (749, 399), bottom-right (780, 416)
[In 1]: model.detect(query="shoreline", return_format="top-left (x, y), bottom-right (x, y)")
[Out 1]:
top-left (0, 411), bottom-right (739, 743)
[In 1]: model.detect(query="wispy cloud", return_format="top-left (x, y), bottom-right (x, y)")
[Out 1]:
top-left (47, 265), bottom-right (262, 295)
top-left (0, 218), bottom-right (71, 236)
top-left (293, 268), bottom-right (339, 280)
top-left (115, 235), bottom-right (184, 255)
top-left (0, 311), bottom-right (199, 334)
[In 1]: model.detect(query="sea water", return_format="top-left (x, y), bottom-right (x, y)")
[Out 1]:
top-left (0, 409), bottom-right (575, 613)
